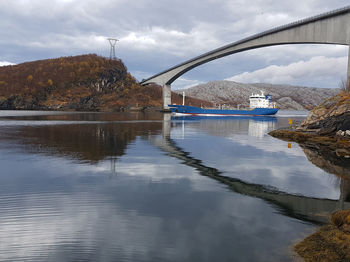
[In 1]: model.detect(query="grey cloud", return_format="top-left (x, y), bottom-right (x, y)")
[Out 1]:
top-left (227, 56), bottom-right (347, 88)
top-left (0, 0), bottom-right (349, 88)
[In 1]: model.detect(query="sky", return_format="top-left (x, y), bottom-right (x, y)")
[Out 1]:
top-left (0, 0), bottom-right (349, 89)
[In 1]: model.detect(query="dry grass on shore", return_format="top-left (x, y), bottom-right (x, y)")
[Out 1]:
top-left (295, 209), bottom-right (350, 262)
top-left (295, 225), bottom-right (350, 262)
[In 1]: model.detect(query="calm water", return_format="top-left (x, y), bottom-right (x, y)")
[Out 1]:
top-left (0, 110), bottom-right (349, 262)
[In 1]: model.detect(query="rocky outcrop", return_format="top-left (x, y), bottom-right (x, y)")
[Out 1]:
top-left (298, 92), bottom-right (350, 134)
top-left (0, 95), bottom-right (40, 110)
top-left (269, 92), bottom-right (350, 158)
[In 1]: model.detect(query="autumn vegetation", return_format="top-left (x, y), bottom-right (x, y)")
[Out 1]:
top-left (294, 209), bottom-right (350, 262)
top-left (0, 54), bottom-right (211, 111)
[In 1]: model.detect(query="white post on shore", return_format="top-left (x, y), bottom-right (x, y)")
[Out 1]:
top-left (182, 92), bottom-right (185, 105)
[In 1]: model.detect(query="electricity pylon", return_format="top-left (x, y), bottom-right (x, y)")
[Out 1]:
top-left (107, 38), bottom-right (118, 60)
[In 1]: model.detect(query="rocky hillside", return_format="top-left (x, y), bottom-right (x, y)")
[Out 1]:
top-left (0, 54), bottom-right (211, 111)
top-left (297, 92), bottom-right (350, 135)
top-left (175, 80), bottom-right (340, 110)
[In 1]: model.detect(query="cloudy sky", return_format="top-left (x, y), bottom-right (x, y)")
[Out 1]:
top-left (0, 0), bottom-right (349, 89)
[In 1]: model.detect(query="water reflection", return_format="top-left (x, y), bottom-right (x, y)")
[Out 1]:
top-left (300, 144), bottom-right (350, 209)
top-left (2, 112), bottom-right (349, 223)
top-left (172, 115), bottom-right (277, 138)
top-left (156, 115), bottom-right (350, 224)
top-left (0, 122), bottom-right (162, 163)
top-left (248, 119), bottom-right (276, 138)
top-left (0, 111), bottom-right (349, 261)
top-left (0, 110), bottom-right (164, 122)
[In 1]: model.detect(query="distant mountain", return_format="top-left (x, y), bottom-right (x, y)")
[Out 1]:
top-left (175, 80), bottom-right (340, 110)
top-left (0, 54), bottom-right (211, 111)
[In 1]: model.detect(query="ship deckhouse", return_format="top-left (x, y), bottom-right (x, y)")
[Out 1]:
top-left (249, 91), bottom-right (275, 109)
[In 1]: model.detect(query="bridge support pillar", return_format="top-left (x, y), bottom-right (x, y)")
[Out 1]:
top-left (347, 45), bottom-right (350, 92)
top-left (162, 113), bottom-right (171, 138)
top-left (163, 84), bottom-right (171, 109)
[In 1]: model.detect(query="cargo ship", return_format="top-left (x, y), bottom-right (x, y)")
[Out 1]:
top-left (169, 91), bottom-right (278, 116)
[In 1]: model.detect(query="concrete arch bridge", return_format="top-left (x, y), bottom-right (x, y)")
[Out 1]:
top-left (141, 6), bottom-right (350, 109)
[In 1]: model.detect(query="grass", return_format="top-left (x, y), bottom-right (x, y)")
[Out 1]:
top-left (295, 210), bottom-right (350, 262)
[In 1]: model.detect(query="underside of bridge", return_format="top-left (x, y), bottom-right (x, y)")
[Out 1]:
top-left (141, 6), bottom-right (350, 109)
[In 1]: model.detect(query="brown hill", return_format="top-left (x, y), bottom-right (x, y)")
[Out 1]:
top-left (0, 54), bottom-right (211, 111)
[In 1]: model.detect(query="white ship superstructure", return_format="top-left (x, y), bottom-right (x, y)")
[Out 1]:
top-left (249, 91), bottom-right (276, 109)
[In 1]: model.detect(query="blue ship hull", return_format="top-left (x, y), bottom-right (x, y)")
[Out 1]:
top-left (169, 105), bottom-right (278, 116)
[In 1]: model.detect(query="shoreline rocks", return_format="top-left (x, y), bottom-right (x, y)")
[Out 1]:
top-left (296, 92), bottom-right (350, 134)
top-left (269, 92), bottom-right (350, 157)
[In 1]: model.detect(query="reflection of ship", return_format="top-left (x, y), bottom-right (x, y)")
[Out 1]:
top-left (171, 115), bottom-right (277, 122)
top-left (248, 119), bottom-right (276, 138)
top-left (169, 91), bottom-right (278, 116)
top-left (171, 115), bottom-right (276, 138)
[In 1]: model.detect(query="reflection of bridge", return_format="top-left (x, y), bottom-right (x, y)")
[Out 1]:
top-left (149, 116), bottom-right (350, 224)
top-left (141, 6), bottom-right (350, 108)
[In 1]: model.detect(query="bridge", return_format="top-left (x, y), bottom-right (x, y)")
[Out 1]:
top-left (141, 6), bottom-right (350, 109)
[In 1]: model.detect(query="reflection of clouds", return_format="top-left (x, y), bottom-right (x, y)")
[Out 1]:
top-left (168, 119), bottom-right (342, 200)
top-left (170, 126), bottom-right (340, 199)
top-left (173, 124), bottom-right (305, 157)
top-left (114, 141), bottom-right (222, 192)
top-left (0, 114), bottom-right (340, 260)
top-left (0, 192), bottom-right (167, 261)
top-left (0, 139), bottom-right (311, 261)
top-left (228, 132), bottom-right (305, 157)
top-left (0, 185), bottom-right (306, 262)
top-left (203, 151), bottom-right (339, 199)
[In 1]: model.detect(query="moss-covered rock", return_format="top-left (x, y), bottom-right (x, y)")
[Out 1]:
top-left (295, 224), bottom-right (350, 262)
top-left (295, 209), bottom-right (350, 261)
top-left (331, 210), bottom-right (350, 233)
top-left (269, 129), bottom-right (350, 153)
